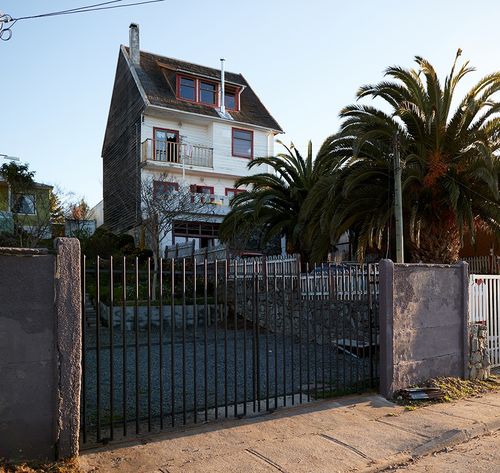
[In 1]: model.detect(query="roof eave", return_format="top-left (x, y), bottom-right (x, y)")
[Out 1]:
top-left (121, 44), bottom-right (150, 107)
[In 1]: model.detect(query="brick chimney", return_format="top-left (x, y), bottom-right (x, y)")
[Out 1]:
top-left (129, 23), bottom-right (140, 66)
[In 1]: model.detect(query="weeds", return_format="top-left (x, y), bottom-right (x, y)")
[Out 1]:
top-left (0, 458), bottom-right (81, 473)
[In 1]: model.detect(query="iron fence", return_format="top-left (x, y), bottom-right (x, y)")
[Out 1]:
top-left (80, 256), bottom-right (379, 446)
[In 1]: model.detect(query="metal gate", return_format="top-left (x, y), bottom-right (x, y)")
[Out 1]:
top-left (469, 274), bottom-right (500, 367)
top-left (80, 257), bottom-right (379, 446)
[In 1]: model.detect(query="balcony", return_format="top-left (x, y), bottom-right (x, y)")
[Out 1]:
top-left (190, 193), bottom-right (232, 216)
top-left (141, 139), bottom-right (213, 168)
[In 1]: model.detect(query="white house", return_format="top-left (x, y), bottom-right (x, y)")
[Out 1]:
top-left (101, 24), bottom-right (283, 254)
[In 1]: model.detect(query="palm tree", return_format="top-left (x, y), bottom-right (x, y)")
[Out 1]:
top-left (307, 51), bottom-right (500, 263)
top-left (219, 141), bottom-right (320, 261)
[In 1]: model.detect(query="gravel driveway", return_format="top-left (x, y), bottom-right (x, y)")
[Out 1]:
top-left (82, 324), bottom-right (376, 441)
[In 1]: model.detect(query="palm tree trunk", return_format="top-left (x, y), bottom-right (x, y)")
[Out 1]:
top-left (408, 222), bottom-right (461, 264)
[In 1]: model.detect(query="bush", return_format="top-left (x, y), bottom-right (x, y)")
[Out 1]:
top-left (80, 228), bottom-right (152, 262)
top-left (0, 231), bottom-right (18, 247)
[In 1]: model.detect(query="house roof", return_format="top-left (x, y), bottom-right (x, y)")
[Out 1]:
top-left (124, 47), bottom-right (283, 133)
top-left (0, 175), bottom-right (52, 190)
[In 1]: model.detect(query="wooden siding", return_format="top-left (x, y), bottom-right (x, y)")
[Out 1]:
top-left (142, 116), bottom-right (211, 147)
top-left (141, 116), bottom-right (274, 179)
top-left (102, 50), bottom-right (146, 232)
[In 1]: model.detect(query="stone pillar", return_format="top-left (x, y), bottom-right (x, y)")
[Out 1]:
top-left (54, 238), bottom-right (82, 458)
top-left (468, 322), bottom-right (490, 380)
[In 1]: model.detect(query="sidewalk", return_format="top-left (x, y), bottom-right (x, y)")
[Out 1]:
top-left (79, 391), bottom-right (500, 473)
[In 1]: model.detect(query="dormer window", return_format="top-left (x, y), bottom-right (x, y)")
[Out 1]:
top-left (200, 81), bottom-right (217, 105)
top-left (175, 73), bottom-right (240, 111)
top-left (225, 89), bottom-right (237, 110)
top-left (178, 76), bottom-right (196, 101)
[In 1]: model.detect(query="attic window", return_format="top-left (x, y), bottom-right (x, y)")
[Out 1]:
top-left (200, 81), bottom-right (217, 105)
top-left (178, 76), bottom-right (196, 101)
top-left (225, 89), bottom-right (237, 110)
top-left (175, 73), bottom-right (240, 110)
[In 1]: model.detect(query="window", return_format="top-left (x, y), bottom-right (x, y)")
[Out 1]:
top-left (173, 220), bottom-right (220, 239)
top-left (12, 193), bottom-right (36, 214)
top-left (225, 188), bottom-right (245, 199)
top-left (176, 74), bottom-right (240, 109)
top-left (224, 89), bottom-right (237, 110)
top-left (153, 181), bottom-right (179, 198)
top-left (154, 128), bottom-right (179, 162)
top-left (178, 76), bottom-right (196, 101)
top-left (193, 185), bottom-right (214, 195)
top-left (232, 128), bottom-right (253, 158)
top-left (200, 81), bottom-right (217, 105)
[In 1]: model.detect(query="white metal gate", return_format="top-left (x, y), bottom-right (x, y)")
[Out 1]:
top-left (469, 275), bottom-right (500, 367)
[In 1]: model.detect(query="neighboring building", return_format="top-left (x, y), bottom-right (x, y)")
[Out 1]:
top-left (88, 200), bottom-right (104, 228)
top-left (65, 219), bottom-right (97, 238)
top-left (0, 175), bottom-right (52, 237)
top-left (102, 24), bottom-right (282, 254)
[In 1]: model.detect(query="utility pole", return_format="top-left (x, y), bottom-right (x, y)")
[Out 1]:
top-left (393, 134), bottom-right (404, 263)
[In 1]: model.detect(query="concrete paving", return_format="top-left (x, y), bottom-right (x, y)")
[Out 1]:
top-left (388, 430), bottom-right (500, 472)
top-left (79, 392), bottom-right (500, 473)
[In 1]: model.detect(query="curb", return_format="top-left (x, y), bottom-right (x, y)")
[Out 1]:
top-left (360, 417), bottom-right (500, 472)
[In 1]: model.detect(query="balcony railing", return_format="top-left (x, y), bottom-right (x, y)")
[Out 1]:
top-left (190, 193), bottom-right (232, 215)
top-left (141, 139), bottom-right (213, 168)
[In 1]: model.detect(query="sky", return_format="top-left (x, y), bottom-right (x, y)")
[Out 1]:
top-left (1, 0), bottom-right (500, 207)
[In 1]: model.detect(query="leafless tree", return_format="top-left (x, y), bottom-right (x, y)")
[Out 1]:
top-left (64, 197), bottom-right (93, 238)
top-left (140, 173), bottom-right (209, 299)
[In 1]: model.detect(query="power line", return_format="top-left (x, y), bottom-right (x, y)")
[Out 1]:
top-left (14, 1), bottom-right (126, 21)
top-left (15, 0), bottom-right (167, 20)
top-left (0, 0), bottom-right (167, 41)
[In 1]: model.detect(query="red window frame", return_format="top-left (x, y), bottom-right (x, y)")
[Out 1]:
top-left (232, 128), bottom-right (254, 159)
top-left (175, 73), bottom-right (240, 111)
top-left (176, 74), bottom-right (197, 103)
top-left (224, 87), bottom-right (239, 111)
top-left (153, 127), bottom-right (180, 162)
top-left (225, 188), bottom-right (245, 197)
top-left (194, 185), bottom-right (214, 194)
top-left (199, 79), bottom-right (218, 105)
top-left (190, 184), bottom-right (215, 204)
top-left (153, 127), bottom-right (179, 145)
top-left (153, 180), bottom-right (179, 198)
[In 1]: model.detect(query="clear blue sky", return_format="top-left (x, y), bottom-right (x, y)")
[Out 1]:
top-left (2, 0), bottom-right (500, 206)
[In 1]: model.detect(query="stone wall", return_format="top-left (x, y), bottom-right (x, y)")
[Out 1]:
top-left (0, 239), bottom-right (81, 462)
top-left (227, 280), bottom-right (375, 347)
top-left (468, 322), bottom-right (490, 380)
top-left (379, 260), bottom-right (469, 398)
